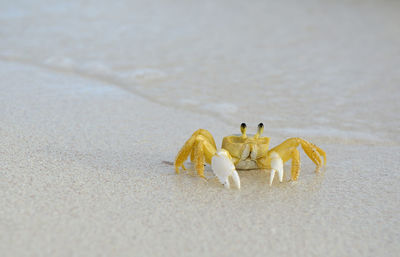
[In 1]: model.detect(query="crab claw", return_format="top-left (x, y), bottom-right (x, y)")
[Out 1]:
top-left (211, 149), bottom-right (240, 189)
top-left (269, 152), bottom-right (284, 186)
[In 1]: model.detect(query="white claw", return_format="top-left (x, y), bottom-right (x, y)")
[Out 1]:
top-left (231, 169), bottom-right (240, 189)
top-left (269, 152), bottom-right (284, 186)
top-left (269, 169), bottom-right (276, 186)
top-left (278, 168), bottom-right (284, 182)
top-left (223, 179), bottom-right (230, 189)
top-left (212, 149), bottom-right (241, 189)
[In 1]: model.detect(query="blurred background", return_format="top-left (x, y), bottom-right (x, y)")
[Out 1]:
top-left (1, 1), bottom-right (400, 256)
top-left (1, 0), bottom-right (399, 144)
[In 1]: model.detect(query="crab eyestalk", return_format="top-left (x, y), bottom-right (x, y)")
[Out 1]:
top-left (254, 123), bottom-right (264, 139)
top-left (240, 123), bottom-right (247, 139)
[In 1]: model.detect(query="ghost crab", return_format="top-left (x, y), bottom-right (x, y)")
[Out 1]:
top-left (174, 123), bottom-right (326, 189)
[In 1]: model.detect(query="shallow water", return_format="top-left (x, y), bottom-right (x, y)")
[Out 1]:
top-left (1, 0), bottom-right (399, 145)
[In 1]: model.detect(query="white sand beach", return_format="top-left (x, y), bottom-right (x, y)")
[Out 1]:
top-left (1, 0), bottom-right (399, 256)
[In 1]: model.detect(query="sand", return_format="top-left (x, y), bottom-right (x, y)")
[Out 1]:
top-left (1, 0), bottom-right (400, 256)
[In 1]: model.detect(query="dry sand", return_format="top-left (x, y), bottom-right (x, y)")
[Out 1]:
top-left (1, 0), bottom-right (400, 256)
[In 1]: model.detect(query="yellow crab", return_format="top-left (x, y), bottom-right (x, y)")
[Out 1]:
top-left (174, 123), bottom-right (326, 189)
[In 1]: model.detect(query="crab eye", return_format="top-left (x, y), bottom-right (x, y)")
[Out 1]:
top-left (256, 123), bottom-right (264, 137)
top-left (241, 123), bottom-right (247, 129)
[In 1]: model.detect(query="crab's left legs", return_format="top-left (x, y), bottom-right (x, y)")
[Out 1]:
top-left (259, 137), bottom-right (326, 185)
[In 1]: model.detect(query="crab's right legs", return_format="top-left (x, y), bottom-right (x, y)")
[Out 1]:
top-left (174, 129), bottom-right (240, 188)
top-left (174, 129), bottom-right (217, 177)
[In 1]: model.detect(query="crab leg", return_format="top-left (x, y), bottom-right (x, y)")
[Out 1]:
top-left (271, 137), bottom-right (326, 170)
top-left (289, 147), bottom-right (300, 180)
top-left (263, 137), bottom-right (325, 185)
top-left (193, 141), bottom-right (205, 177)
top-left (192, 136), bottom-right (217, 178)
top-left (174, 129), bottom-right (241, 188)
top-left (174, 129), bottom-right (217, 174)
